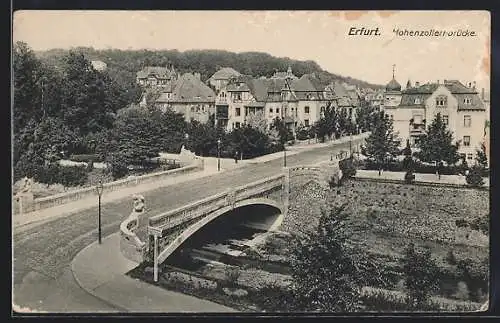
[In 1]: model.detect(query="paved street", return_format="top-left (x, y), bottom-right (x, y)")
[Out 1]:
top-left (12, 138), bottom-right (358, 313)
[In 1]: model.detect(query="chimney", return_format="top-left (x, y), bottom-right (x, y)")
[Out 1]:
top-left (415, 81), bottom-right (420, 87)
top-left (473, 81), bottom-right (476, 90)
top-left (437, 80), bottom-right (439, 85)
top-left (482, 88), bottom-right (485, 100)
top-left (468, 82), bottom-right (472, 88)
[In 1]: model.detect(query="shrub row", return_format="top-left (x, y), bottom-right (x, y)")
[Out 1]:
top-left (359, 159), bottom-right (462, 175)
top-left (69, 154), bottom-right (103, 163)
top-left (359, 159), bottom-right (489, 177)
top-left (33, 163), bottom-right (88, 187)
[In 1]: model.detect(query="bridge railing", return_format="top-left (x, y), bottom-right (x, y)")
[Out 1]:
top-left (147, 173), bottom-right (286, 234)
top-left (148, 191), bottom-right (228, 230)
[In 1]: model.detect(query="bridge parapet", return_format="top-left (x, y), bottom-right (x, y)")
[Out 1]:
top-left (119, 194), bottom-right (148, 263)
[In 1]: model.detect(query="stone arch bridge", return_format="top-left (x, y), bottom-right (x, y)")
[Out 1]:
top-left (120, 160), bottom-right (346, 282)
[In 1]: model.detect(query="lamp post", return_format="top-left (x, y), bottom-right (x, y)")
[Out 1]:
top-left (217, 139), bottom-right (221, 171)
top-left (350, 132), bottom-right (353, 157)
top-left (95, 180), bottom-right (104, 244)
top-left (184, 133), bottom-right (189, 149)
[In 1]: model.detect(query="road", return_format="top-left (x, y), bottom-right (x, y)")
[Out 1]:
top-left (12, 139), bottom-right (357, 313)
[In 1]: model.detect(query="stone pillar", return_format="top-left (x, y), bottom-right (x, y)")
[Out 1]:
top-left (153, 234), bottom-right (158, 282)
top-left (15, 177), bottom-right (34, 215)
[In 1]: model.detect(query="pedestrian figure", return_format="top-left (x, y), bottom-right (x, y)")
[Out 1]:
top-left (234, 151), bottom-right (238, 164)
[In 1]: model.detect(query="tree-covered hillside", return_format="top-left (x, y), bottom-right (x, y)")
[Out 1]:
top-left (35, 47), bottom-right (384, 91)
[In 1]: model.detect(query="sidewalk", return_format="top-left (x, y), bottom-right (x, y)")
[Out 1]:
top-left (71, 233), bottom-right (237, 312)
top-left (356, 169), bottom-right (490, 187)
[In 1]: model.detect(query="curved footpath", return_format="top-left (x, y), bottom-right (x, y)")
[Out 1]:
top-left (13, 135), bottom-right (365, 313)
top-left (71, 233), bottom-right (236, 312)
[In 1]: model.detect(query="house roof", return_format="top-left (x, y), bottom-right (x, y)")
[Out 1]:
top-left (292, 74), bottom-right (327, 92)
top-left (400, 80), bottom-right (484, 111)
top-left (209, 67), bottom-right (241, 81)
top-left (156, 73), bottom-right (215, 103)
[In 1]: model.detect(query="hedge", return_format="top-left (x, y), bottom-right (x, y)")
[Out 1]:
top-left (69, 154), bottom-right (103, 163)
top-left (33, 163), bottom-right (88, 187)
top-left (359, 159), bottom-right (462, 175)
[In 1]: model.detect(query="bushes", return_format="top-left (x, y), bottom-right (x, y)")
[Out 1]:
top-left (69, 154), bottom-right (103, 163)
top-left (359, 158), bottom-right (461, 175)
top-left (360, 286), bottom-right (481, 312)
top-left (404, 171), bottom-right (415, 184)
top-left (401, 243), bottom-right (440, 306)
top-left (340, 157), bottom-right (357, 179)
top-left (33, 163), bottom-right (88, 187)
top-left (466, 165), bottom-right (485, 188)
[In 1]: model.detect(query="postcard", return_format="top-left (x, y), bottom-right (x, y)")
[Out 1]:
top-left (12, 10), bottom-right (490, 314)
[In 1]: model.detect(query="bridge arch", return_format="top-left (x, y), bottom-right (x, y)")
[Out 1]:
top-left (156, 198), bottom-right (282, 265)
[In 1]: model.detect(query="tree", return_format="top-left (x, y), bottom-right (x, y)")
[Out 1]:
top-left (355, 98), bottom-right (377, 132)
top-left (106, 106), bottom-right (165, 178)
top-left (270, 117), bottom-right (292, 146)
top-left (186, 119), bottom-right (218, 156)
top-left (466, 165), bottom-right (485, 188)
top-left (59, 50), bottom-right (126, 135)
top-left (415, 113), bottom-right (460, 178)
top-left (475, 142), bottom-right (488, 169)
top-left (13, 42), bottom-right (43, 137)
top-left (363, 111), bottom-right (400, 175)
top-left (401, 243), bottom-right (440, 308)
top-left (14, 117), bottom-right (79, 181)
top-left (290, 204), bottom-right (362, 312)
top-left (313, 104), bottom-right (338, 142)
top-left (246, 111), bottom-right (268, 134)
top-left (228, 125), bottom-right (273, 159)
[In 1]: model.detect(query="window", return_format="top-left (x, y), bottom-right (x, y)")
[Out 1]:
top-left (463, 136), bottom-right (471, 147)
top-left (235, 108), bottom-right (241, 116)
top-left (269, 108), bottom-right (273, 113)
top-left (233, 92), bottom-right (242, 101)
top-left (305, 106), bottom-right (310, 114)
top-left (414, 98), bottom-right (421, 104)
top-left (464, 97), bottom-right (472, 105)
top-left (460, 153), bottom-right (466, 161)
top-left (442, 115), bottom-right (449, 126)
top-left (467, 153), bottom-right (473, 160)
top-left (464, 115), bottom-right (471, 127)
top-left (436, 96), bottom-right (447, 107)
top-left (235, 122), bottom-right (241, 129)
top-left (276, 108), bottom-right (280, 114)
top-left (304, 119), bottom-right (310, 127)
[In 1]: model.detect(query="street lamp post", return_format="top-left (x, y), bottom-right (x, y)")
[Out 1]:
top-left (283, 118), bottom-right (287, 167)
top-left (184, 133), bottom-right (189, 149)
top-left (217, 139), bottom-right (221, 172)
top-left (95, 180), bottom-right (104, 244)
top-left (350, 132), bottom-right (353, 157)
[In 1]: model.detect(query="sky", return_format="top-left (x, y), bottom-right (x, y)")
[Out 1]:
top-left (13, 10), bottom-right (490, 90)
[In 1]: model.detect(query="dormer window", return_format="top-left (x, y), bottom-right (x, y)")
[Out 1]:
top-left (436, 96), bottom-right (447, 107)
top-left (414, 98), bottom-right (421, 104)
top-left (464, 97), bottom-right (472, 105)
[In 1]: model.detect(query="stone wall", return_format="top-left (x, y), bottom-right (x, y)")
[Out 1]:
top-left (13, 163), bottom-right (202, 215)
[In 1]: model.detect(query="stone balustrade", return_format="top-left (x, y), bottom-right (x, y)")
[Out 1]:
top-left (13, 162), bottom-right (202, 216)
